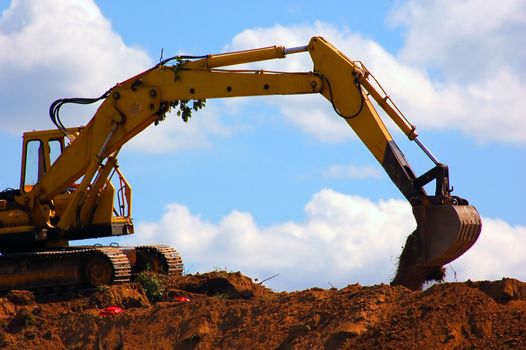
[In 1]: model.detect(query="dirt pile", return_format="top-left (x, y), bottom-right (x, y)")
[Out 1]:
top-left (0, 272), bottom-right (524, 349)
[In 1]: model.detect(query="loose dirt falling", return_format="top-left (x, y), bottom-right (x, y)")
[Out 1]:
top-left (391, 230), bottom-right (446, 290)
top-left (0, 272), bottom-right (525, 349)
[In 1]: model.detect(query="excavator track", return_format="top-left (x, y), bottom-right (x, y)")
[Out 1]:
top-left (0, 247), bottom-right (131, 292)
top-left (134, 245), bottom-right (184, 276)
top-left (0, 245), bottom-right (184, 292)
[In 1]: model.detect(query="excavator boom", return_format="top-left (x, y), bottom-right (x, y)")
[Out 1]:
top-left (1, 36), bottom-right (481, 291)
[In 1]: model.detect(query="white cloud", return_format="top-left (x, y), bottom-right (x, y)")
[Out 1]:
top-left (0, 0), bottom-right (151, 133)
top-left (0, 0), bottom-right (237, 152)
top-left (224, 14), bottom-right (526, 144)
top-left (389, 0), bottom-right (526, 82)
top-left (448, 218), bottom-right (526, 282)
top-left (223, 23), bottom-right (363, 142)
top-left (126, 189), bottom-right (414, 290)
top-left (388, 0), bottom-right (526, 144)
top-left (127, 100), bottom-right (236, 153)
top-left (322, 164), bottom-right (382, 180)
top-left (125, 189), bottom-right (526, 291)
top-left (4, 1), bottom-right (522, 152)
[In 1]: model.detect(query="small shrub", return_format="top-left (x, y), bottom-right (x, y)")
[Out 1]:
top-left (137, 272), bottom-right (165, 303)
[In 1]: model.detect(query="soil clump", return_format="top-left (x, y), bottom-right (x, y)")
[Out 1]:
top-left (0, 272), bottom-right (524, 349)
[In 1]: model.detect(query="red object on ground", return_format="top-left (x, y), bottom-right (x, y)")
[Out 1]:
top-left (174, 296), bottom-right (190, 302)
top-left (99, 306), bottom-right (125, 316)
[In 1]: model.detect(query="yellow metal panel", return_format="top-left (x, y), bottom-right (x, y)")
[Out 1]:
top-left (308, 36), bottom-right (393, 163)
top-left (116, 68), bottom-right (322, 102)
top-left (90, 183), bottom-right (115, 225)
top-left (53, 192), bottom-right (73, 219)
top-left (0, 209), bottom-right (30, 227)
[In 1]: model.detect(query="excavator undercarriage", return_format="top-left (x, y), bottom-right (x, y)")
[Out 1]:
top-left (0, 245), bottom-right (183, 291)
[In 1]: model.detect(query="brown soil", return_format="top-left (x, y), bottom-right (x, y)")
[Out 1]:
top-left (0, 272), bottom-right (524, 349)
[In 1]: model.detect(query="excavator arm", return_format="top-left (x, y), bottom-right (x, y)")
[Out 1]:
top-left (19, 36), bottom-right (481, 289)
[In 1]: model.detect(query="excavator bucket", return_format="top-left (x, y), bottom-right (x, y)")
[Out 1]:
top-left (412, 203), bottom-right (482, 267)
top-left (392, 202), bottom-right (482, 290)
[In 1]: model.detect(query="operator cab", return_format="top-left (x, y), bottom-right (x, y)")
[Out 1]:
top-left (20, 128), bottom-right (80, 193)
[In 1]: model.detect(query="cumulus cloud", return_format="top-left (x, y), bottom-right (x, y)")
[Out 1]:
top-left (127, 101), bottom-right (236, 153)
top-left (389, 0), bottom-right (526, 82)
top-left (0, 0), bottom-right (237, 152)
top-left (126, 189), bottom-right (413, 290)
top-left (124, 189), bottom-right (525, 291)
top-left (448, 218), bottom-right (526, 282)
top-left (224, 12), bottom-right (526, 144)
top-left (388, 0), bottom-right (526, 144)
top-left (4, 1), bottom-right (522, 151)
top-left (0, 0), bottom-right (151, 133)
top-left (223, 23), bottom-right (362, 142)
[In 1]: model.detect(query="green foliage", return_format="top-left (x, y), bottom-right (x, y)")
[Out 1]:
top-left (172, 57), bottom-right (187, 78)
top-left (154, 58), bottom-right (206, 124)
top-left (137, 272), bottom-right (165, 303)
top-left (156, 98), bottom-right (206, 124)
top-left (170, 99), bottom-right (206, 122)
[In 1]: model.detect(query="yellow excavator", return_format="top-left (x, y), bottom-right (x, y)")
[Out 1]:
top-left (0, 37), bottom-right (481, 291)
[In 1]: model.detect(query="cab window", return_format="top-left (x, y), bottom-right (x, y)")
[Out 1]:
top-left (24, 140), bottom-right (44, 188)
top-left (49, 139), bottom-right (62, 166)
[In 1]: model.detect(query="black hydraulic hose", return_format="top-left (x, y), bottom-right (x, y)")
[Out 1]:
top-left (49, 54), bottom-right (208, 135)
top-left (49, 90), bottom-right (111, 135)
top-left (154, 54), bottom-right (208, 69)
top-left (325, 72), bottom-right (364, 120)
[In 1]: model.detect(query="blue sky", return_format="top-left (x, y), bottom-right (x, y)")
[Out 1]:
top-left (0, 0), bottom-right (525, 290)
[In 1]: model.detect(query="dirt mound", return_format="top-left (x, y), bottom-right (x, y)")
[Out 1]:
top-left (168, 271), bottom-right (275, 299)
top-left (0, 273), bottom-right (524, 349)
